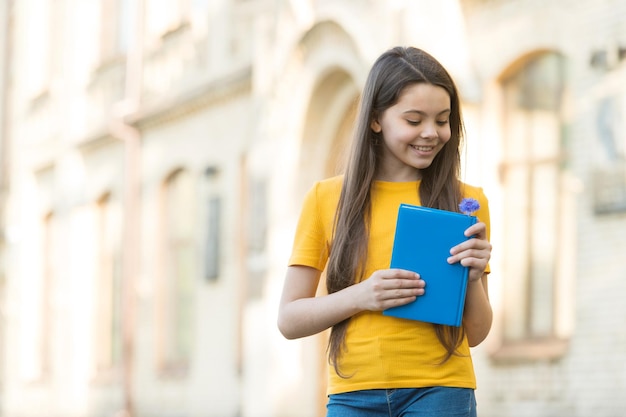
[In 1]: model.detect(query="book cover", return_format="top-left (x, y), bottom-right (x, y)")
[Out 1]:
top-left (383, 203), bottom-right (477, 327)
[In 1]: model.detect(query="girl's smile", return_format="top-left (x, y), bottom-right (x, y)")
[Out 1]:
top-left (410, 144), bottom-right (436, 155)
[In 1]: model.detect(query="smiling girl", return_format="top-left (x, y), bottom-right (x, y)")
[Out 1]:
top-left (278, 47), bottom-right (493, 417)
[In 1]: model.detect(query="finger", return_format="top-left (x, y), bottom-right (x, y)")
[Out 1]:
top-left (464, 222), bottom-right (487, 238)
top-left (385, 269), bottom-right (421, 280)
top-left (447, 248), bottom-right (491, 265)
top-left (380, 286), bottom-right (426, 303)
top-left (387, 286), bottom-right (426, 299)
top-left (460, 257), bottom-right (489, 269)
top-left (380, 278), bottom-right (426, 293)
top-left (450, 239), bottom-right (491, 256)
top-left (377, 296), bottom-right (418, 310)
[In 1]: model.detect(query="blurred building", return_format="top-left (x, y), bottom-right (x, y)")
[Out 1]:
top-left (0, 0), bottom-right (625, 416)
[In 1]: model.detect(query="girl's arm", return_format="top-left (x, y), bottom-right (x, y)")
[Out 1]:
top-left (277, 265), bottom-right (425, 340)
top-left (462, 273), bottom-right (492, 346)
top-left (448, 221), bottom-right (493, 346)
top-left (277, 266), bottom-right (357, 339)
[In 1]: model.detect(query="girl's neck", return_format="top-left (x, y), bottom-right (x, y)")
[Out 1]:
top-left (374, 170), bottom-right (422, 182)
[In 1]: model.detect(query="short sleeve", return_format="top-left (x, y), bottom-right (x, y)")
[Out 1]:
top-left (288, 182), bottom-right (330, 271)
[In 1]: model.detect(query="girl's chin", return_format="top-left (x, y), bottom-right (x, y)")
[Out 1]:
top-left (408, 157), bottom-right (436, 170)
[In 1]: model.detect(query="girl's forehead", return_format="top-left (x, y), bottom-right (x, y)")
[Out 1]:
top-left (394, 83), bottom-right (451, 108)
top-left (398, 82), bottom-right (449, 96)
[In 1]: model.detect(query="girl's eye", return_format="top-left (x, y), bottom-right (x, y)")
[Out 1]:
top-left (407, 120), bottom-right (449, 126)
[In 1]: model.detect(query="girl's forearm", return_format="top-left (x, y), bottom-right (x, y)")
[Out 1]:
top-left (463, 274), bottom-right (493, 346)
top-left (278, 286), bottom-right (362, 340)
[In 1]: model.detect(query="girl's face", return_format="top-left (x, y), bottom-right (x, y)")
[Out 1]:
top-left (371, 83), bottom-right (452, 181)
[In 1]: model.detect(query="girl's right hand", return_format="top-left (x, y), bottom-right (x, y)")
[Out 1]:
top-left (278, 266), bottom-right (425, 340)
top-left (354, 269), bottom-right (425, 311)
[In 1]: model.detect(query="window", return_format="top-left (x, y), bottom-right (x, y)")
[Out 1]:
top-left (148, 0), bottom-right (191, 37)
top-left (158, 169), bottom-right (196, 375)
top-left (242, 177), bottom-right (265, 297)
top-left (99, 0), bottom-right (130, 61)
top-left (205, 194), bottom-right (221, 281)
top-left (93, 194), bottom-right (123, 374)
top-left (498, 52), bottom-right (572, 357)
top-left (25, 0), bottom-right (51, 96)
top-left (203, 166), bottom-right (222, 282)
top-left (39, 212), bottom-right (56, 380)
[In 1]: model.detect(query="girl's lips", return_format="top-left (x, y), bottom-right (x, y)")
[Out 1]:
top-left (410, 144), bottom-right (435, 152)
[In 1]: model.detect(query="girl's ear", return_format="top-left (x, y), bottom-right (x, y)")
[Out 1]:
top-left (370, 119), bottom-right (382, 133)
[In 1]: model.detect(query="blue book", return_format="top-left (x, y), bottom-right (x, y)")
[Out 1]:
top-left (383, 203), bottom-right (477, 327)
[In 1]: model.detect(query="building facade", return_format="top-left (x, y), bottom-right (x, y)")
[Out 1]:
top-left (1, 0), bottom-right (625, 416)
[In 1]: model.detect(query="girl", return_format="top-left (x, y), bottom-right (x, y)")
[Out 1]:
top-left (278, 46), bottom-right (493, 417)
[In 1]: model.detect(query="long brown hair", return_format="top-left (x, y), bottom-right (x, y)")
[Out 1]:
top-left (326, 46), bottom-right (466, 375)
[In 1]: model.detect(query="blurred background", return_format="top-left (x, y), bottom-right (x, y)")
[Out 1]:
top-left (0, 0), bottom-right (625, 416)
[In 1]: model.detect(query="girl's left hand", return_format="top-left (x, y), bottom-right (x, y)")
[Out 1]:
top-left (447, 221), bottom-right (491, 282)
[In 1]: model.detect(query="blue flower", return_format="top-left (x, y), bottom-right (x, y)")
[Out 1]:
top-left (459, 198), bottom-right (480, 215)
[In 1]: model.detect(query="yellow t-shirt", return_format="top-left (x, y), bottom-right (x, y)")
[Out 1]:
top-left (288, 175), bottom-right (491, 395)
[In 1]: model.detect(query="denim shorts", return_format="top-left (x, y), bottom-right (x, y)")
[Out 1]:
top-left (326, 387), bottom-right (476, 417)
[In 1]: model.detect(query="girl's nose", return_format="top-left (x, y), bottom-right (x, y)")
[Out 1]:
top-left (420, 122), bottom-right (438, 139)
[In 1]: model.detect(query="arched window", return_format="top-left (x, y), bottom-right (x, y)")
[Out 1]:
top-left (498, 52), bottom-right (573, 356)
top-left (158, 168), bottom-right (196, 375)
top-left (93, 193), bottom-right (123, 373)
top-left (39, 211), bottom-right (56, 380)
top-left (98, 0), bottom-right (130, 61)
